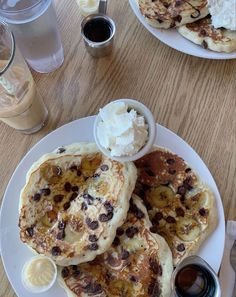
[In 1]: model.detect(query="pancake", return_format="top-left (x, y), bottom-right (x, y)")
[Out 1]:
top-left (19, 143), bottom-right (137, 266)
top-left (138, 0), bottom-right (209, 29)
top-left (178, 15), bottom-right (236, 53)
top-left (134, 146), bottom-right (218, 266)
top-left (58, 194), bottom-right (173, 297)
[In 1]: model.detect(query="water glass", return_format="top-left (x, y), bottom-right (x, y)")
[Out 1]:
top-left (0, 0), bottom-right (64, 73)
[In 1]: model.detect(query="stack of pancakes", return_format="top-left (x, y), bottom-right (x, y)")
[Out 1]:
top-left (18, 142), bottom-right (218, 296)
top-left (137, 0), bottom-right (236, 53)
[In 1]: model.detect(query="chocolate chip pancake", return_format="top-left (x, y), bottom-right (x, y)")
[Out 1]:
top-left (178, 15), bottom-right (236, 52)
top-left (58, 195), bottom-right (173, 297)
top-left (138, 0), bottom-right (209, 29)
top-left (134, 146), bottom-right (218, 266)
top-left (19, 143), bottom-right (137, 266)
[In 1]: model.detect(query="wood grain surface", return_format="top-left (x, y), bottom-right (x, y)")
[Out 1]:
top-left (0, 0), bottom-right (236, 296)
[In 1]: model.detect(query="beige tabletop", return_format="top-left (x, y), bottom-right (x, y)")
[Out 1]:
top-left (0, 1), bottom-right (236, 296)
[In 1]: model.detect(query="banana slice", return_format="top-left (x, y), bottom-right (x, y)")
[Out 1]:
top-left (185, 190), bottom-right (209, 210)
top-left (146, 186), bottom-right (174, 208)
top-left (176, 218), bottom-right (201, 242)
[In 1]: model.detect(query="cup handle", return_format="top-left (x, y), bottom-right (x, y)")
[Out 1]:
top-left (98, 0), bottom-right (107, 14)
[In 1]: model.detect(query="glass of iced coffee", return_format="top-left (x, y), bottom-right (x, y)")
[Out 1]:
top-left (0, 21), bottom-right (48, 134)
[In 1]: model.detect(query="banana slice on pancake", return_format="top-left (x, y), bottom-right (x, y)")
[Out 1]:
top-left (178, 15), bottom-right (236, 52)
top-left (18, 143), bottom-right (137, 266)
top-left (138, 0), bottom-right (209, 29)
top-left (58, 195), bottom-right (173, 297)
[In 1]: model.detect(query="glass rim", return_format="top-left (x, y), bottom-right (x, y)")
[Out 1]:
top-left (0, 0), bottom-right (44, 14)
top-left (0, 20), bottom-right (15, 76)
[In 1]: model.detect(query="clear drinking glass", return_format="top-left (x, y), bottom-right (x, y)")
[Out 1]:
top-left (0, 0), bottom-right (64, 73)
top-left (0, 21), bottom-right (48, 133)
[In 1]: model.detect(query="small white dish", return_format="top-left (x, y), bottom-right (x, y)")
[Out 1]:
top-left (93, 98), bottom-right (156, 162)
top-left (21, 255), bottom-right (57, 294)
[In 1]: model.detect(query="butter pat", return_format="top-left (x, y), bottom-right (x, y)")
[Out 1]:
top-left (97, 102), bottom-right (148, 157)
top-left (22, 256), bottom-right (57, 293)
top-left (76, 0), bottom-right (99, 16)
top-left (208, 0), bottom-right (236, 30)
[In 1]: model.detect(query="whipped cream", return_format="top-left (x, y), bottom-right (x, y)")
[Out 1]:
top-left (208, 0), bottom-right (236, 30)
top-left (97, 101), bottom-right (148, 157)
top-left (22, 256), bottom-right (57, 293)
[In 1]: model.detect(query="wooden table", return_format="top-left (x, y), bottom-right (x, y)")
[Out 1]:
top-left (1, 1), bottom-right (236, 296)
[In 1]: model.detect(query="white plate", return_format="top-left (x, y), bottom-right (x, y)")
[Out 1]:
top-left (0, 116), bottom-right (225, 297)
top-left (129, 0), bottom-right (236, 60)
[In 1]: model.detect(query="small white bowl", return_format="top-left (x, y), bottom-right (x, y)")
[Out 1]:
top-left (21, 255), bottom-right (57, 294)
top-left (93, 98), bottom-right (156, 162)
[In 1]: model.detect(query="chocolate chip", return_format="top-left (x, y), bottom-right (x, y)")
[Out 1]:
top-left (72, 265), bottom-right (78, 271)
top-left (51, 246), bottom-right (61, 256)
top-left (53, 166), bottom-right (62, 176)
top-left (101, 164), bottom-right (109, 171)
top-left (173, 15), bottom-right (182, 23)
top-left (64, 182), bottom-right (71, 192)
top-left (71, 185), bottom-right (79, 192)
top-left (61, 267), bottom-right (70, 278)
top-left (89, 234), bottom-right (98, 242)
top-left (83, 193), bottom-right (94, 205)
top-left (185, 168), bottom-right (191, 173)
top-left (148, 279), bottom-right (160, 296)
top-left (177, 186), bottom-right (186, 196)
top-left (150, 225), bottom-right (158, 233)
top-left (26, 227), bottom-right (34, 237)
top-left (166, 216), bottom-right (176, 223)
top-left (149, 258), bottom-right (162, 275)
top-left (175, 207), bottom-right (185, 217)
top-left (32, 193), bottom-right (41, 202)
top-left (130, 202), bottom-right (145, 219)
top-left (146, 169), bottom-right (155, 177)
top-left (81, 201), bottom-right (88, 211)
top-left (112, 236), bottom-right (120, 246)
top-left (53, 194), bottom-right (64, 203)
top-left (125, 226), bottom-right (139, 238)
top-left (69, 165), bottom-right (77, 171)
top-left (58, 220), bottom-right (66, 230)
top-left (57, 147), bottom-right (66, 154)
top-left (116, 227), bottom-right (124, 236)
top-left (183, 177), bottom-right (193, 190)
top-left (72, 269), bottom-right (81, 278)
top-left (168, 168), bottom-right (176, 175)
top-left (154, 212), bottom-right (163, 221)
top-left (177, 243), bottom-right (185, 252)
top-left (41, 188), bottom-right (51, 196)
top-left (166, 158), bottom-right (175, 165)
top-left (87, 243), bottom-right (98, 250)
top-left (56, 230), bottom-right (65, 240)
top-left (99, 212), bottom-right (113, 222)
top-left (121, 250), bottom-right (130, 260)
top-left (63, 201), bottom-right (71, 210)
top-left (199, 208), bottom-right (207, 216)
top-left (84, 283), bottom-right (103, 294)
top-left (130, 275), bottom-right (137, 282)
top-left (103, 201), bottom-right (113, 213)
top-left (69, 192), bottom-right (78, 201)
top-left (86, 218), bottom-right (99, 230)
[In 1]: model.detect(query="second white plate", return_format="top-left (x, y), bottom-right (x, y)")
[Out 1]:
top-left (129, 0), bottom-right (236, 60)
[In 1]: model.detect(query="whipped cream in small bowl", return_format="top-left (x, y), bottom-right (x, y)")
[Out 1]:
top-left (94, 99), bottom-right (156, 162)
top-left (21, 255), bottom-right (57, 294)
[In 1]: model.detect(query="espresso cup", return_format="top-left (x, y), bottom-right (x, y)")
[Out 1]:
top-left (81, 14), bottom-right (116, 58)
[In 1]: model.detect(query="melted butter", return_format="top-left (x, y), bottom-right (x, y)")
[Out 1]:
top-left (76, 0), bottom-right (99, 16)
top-left (24, 258), bottom-right (56, 288)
